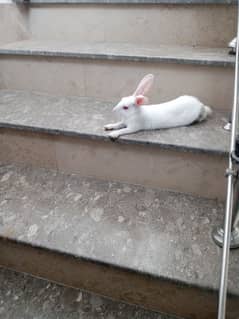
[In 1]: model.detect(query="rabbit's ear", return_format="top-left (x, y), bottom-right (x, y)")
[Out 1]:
top-left (135, 95), bottom-right (149, 106)
top-left (133, 74), bottom-right (154, 96)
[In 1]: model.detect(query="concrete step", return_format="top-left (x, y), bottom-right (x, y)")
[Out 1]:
top-left (0, 89), bottom-right (229, 199)
top-left (0, 40), bottom-right (235, 111)
top-left (0, 267), bottom-right (181, 319)
top-left (14, 0), bottom-right (238, 3)
top-left (0, 164), bottom-right (238, 319)
top-left (13, 2), bottom-right (236, 48)
top-left (0, 40), bottom-right (234, 66)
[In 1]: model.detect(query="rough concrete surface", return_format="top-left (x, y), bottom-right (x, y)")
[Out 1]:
top-left (0, 164), bottom-right (238, 295)
top-left (0, 90), bottom-right (230, 154)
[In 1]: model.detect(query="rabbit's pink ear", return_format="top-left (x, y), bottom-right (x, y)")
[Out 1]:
top-left (135, 95), bottom-right (149, 106)
top-left (133, 74), bottom-right (154, 96)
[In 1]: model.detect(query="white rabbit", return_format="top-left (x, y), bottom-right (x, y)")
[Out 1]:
top-left (104, 74), bottom-right (212, 139)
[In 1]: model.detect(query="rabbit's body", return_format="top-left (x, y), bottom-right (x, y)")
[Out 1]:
top-left (104, 74), bottom-right (212, 139)
top-left (123, 96), bottom-right (207, 131)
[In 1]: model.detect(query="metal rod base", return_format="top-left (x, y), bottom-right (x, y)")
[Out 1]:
top-left (224, 122), bottom-right (232, 131)
top-left (212, 227), bottom-right (239, 249)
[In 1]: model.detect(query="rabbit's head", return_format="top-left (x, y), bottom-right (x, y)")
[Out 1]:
top-left (113, 74), bottom-right (154, 117)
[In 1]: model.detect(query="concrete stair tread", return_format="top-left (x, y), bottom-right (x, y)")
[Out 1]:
top-left (0, 40), bottom-right (234, 66)
top-left (0, 267), bottom-right (179, 319)
top-left (0, 163), bottom-right (238, 297)
top-left (13, 0), bottom-right (237, 4)
top-left (0, 90), bottom-right (230, 154)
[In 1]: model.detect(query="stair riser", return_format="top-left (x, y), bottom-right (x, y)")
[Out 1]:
top-left (0, 56), bottom-right (234, 111)
top-left (0, 4), bottom-right (29, 46)
top-left (26, 4), bottom-right (236, 47)
top-left (0, 239), bottom-right (238, 319)
top-left (0, 129), bottom-right (227, 199)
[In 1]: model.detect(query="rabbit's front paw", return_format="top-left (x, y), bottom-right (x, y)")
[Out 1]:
top-left (109, 131), bottom-right (120, 140)
top-left (104, 124), bottom-right (114, 131)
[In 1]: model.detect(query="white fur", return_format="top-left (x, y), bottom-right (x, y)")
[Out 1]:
top-left (229, 37), bottom-right (237, 50)
top-left (104, 74), bottom-right (212, 139)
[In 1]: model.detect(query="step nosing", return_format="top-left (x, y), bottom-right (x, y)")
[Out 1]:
top-left (0, 46), bottom-right (234, 67)
top-left (0, 121), bottom-right (228, 155)
top-left (0, 268), bottom-right (186, 319)
top-left (0, 234), bottom-right (230, 296)
top-left (13, 0), bottom-right (238, 4)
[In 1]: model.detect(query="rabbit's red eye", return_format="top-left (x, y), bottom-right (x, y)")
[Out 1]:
top-left (123, 106), bottom-right (129, 110)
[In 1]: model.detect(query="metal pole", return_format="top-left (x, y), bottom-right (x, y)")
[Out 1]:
top-left (218, 176), bottom-right (235, 319)
top-left (217, 2), bottom-right (239, 318)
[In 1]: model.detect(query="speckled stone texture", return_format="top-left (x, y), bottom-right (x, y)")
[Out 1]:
top-left (0, 40), bottom-right (234, 67)
top-left (0, 164), bottom-right (238, 295)
top-left (0, 267), bottom-right (180, 319)
top-left (0, 90), bottom-right (229, 154)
